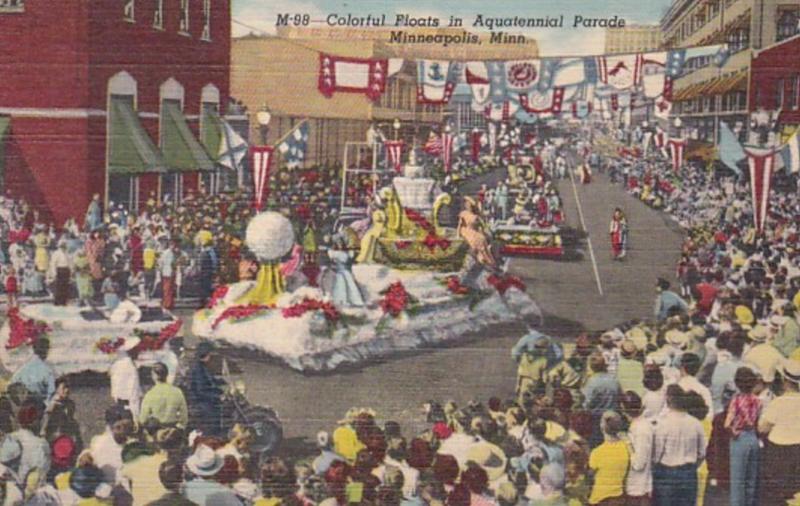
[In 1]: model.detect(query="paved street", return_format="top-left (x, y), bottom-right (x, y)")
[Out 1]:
top-left (62, 170), bottom-right (685, 457)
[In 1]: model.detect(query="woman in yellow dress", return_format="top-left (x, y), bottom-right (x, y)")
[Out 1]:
top-left (458, 197), bottom-right (496, 268)
top-left (32, 225), bottom-right (50, 273)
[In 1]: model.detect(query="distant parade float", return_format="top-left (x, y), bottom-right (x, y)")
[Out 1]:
top-left (193, 153), bottom-right (541, 372)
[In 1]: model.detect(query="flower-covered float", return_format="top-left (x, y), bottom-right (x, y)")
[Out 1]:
top-left (490, 163), bottom-right (564, 258)
top-left (0, 304), bottom-right (182, 375)
top-left (193, 208), bottom-right (542, 372)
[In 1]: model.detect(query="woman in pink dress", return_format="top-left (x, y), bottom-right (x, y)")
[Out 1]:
top-left (458, 197), bottom-right (496, 268)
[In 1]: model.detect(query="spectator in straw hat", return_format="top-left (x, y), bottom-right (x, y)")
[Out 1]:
top-left (183, 444), bottom-right (242, 505)
top-left (758, 359), bottom-right (800, 504)
top-left (743, 325), bottom-right (783, 383)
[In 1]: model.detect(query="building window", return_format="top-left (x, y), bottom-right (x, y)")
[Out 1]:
top-left (153, 0), bottom-right (163, 29)
top-left (123, 0), bottom-right (134, 22)
top-left (179, 0), bottom-right (189, 34)
top-left (727, 28), bottom-right (750, 53)
top-left (0, 0), bottom-right (24, 12)
top-left (776, 79), bottom-right (785, 109)
top-left (201, 0), bottom-right (211, 41)
top-left (790, 75), bottom-right (800, 110)
top-left (777, 9), bottom-right (799, 41)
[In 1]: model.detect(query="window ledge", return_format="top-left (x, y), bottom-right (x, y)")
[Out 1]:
top-left (178, 30), bottom-right (191, 37)
top-left (124, 17), bottom-right (136, 23)
top-left (0, 6), bottom-right (25, 13)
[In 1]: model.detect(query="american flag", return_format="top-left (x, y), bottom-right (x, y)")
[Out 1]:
top-left (745, 147), bottom-right (777, 234)
top-left (668, 138), bottom-right (687, 173)
top-left (385, 140), bottom-right (404, 173)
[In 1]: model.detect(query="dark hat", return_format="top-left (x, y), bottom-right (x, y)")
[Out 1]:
top-left (196, 341), bottom-right (216, 358)
top-left (121, 441), bottom-right (156, 463)
top-left (70, 465), bottom-right (105, 499)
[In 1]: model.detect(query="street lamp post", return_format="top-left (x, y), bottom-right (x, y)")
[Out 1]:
top-left (256, 104), bottom-right (272, 145)
top-left (673, 116), bottom-right (683, 139)
top-left (393, 118), bottom-right (401, 141)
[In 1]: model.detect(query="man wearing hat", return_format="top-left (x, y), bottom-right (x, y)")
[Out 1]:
top-left (654, 278), bottom-right (689, 322)
top-left (187, 342), bottom-right (226, 437)
top-left (108, 337), bottom-right (142, 418)
top-left (758, 359), bottom-right (800, 504)
top-left (743, 324), bottom-right (783, 383)
top-left (10, 337), bottom-right (56, 402)
top-left (6, 399), bottom-right (50, 490)
top-left (183, 444), bottom-right (243, 505)
top-left (770, 306), bottom-right (800, 357)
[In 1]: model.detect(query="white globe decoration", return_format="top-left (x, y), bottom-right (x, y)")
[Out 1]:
top-left (245, 212), bottom-right (295, 262)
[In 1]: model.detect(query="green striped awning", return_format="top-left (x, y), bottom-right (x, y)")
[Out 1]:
top-left (201, 106), bottom-right (223, 161)
top-left (161, 101), bottom-right (215, 172)
top-left (107, 97), bottom-right (166, 175)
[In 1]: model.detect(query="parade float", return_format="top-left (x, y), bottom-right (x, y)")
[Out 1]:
top-left (491, 164), bottom-right (564, 258)
top-left (193, 154), bottom-right (542, 372)
top-left (0, 304), bottom-right (182, 375)
top-left (372, 149), bottom-right (468, 271)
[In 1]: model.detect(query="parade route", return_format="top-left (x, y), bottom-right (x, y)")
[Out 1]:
top-left (60, 172), bottom-right (685, 452)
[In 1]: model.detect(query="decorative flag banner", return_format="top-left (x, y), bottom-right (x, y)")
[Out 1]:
top-left (718, 121), bottom-right (745, 177)
top-left (597, 53), bottom-right (643, 90)
top-left (503, 60), bottom-right (544, 95)
top-left (218, 118), bottom-right (248, 172)
top-left (654, 126), bottom-right (666, 150)
top-left (250, 146), bottom-right (273, 210)
top-left (780, 128), bottom-right (800, 173)
top-left (519, 88), bottom-right (565, 114)
top-left (417, 60), bottom-right (458, 104)
top-left (484, 100), bottom-right (518, 121)
top-left (277, 122), bottom-right (309, 169)
top-left (641, 52), bottom-right (668, 99)
top-left (471, 130), bottom-right (483, 163)
top-left (571, 100), bottom-right (593, 119)
top-left (551, 57), bottom-right (598, 88)
top-left (668, 138), bottom-right (687, 173)
top-left (385, 140), bottom-right (404, 173)
top-left (465, 62), bottom-right (492, 110)
top-left (745, 147), bottom-right (776, 233)
top-left (442, 131), bottom-right (455, 172)
top-left (318, 53), bottom-right (388, 102)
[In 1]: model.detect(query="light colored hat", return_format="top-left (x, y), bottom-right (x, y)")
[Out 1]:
top-left (664, 329), bottom-right (689, 348)
top-left (748, 325), bottom-right (770, 342)
top-left (620, 340), bottom-right (637, 356)
top-left (735, 306), bottom-right (755, 327)
top-left (465, 441), bottom-right (507, 482)
top-left (780, 359), bottom-right (800, 384)
top-left (120, 337), bottom-right (141, 352)
top-left (770, 314), bottom-right (789, 327)
top-left (186, 445), bottom-right (224, 477)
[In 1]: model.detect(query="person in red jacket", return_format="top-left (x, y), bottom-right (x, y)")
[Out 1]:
top-left (693, 272), bottom-right (719, 316)
top-left (5, 267), bottom-right (18, 309)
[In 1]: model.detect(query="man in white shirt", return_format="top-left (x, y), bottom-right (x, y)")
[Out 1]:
top-left (90, 405), bottom-right (134, 485)
top-left (652, 384), bottom-right (706, 505)
top-left (48, 242), bottom-right (72, 305)
top-left (621, 392), bottom-right (654, 503)
top-left (744, 325), bottom-right (784, 383)
top-left (108, 337), bottom-right (142, 419)
top-left (677, 353), bottom-right (713, 424)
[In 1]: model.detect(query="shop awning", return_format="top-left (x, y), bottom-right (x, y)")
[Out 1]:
top-left (200, 108), bottom-right (223, 161)
top-left (161, 101), bottom-right (215, 172)
top-left (713, 71), bottom-right (748, 95)
top-left (108, 97), bottom-right (167, 175)
top-left (674, 82), bottom-right (701, 101)
top-left (0, 116), bottom-right (9, 179)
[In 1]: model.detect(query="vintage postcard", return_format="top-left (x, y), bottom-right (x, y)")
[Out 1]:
top-left (1, 0), bottom-right (799, 504)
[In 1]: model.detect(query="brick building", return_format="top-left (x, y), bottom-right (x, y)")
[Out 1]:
top-left (0, 0), bottom-right (231, 225)
top-left (749, 33), bottom-right (800, 139)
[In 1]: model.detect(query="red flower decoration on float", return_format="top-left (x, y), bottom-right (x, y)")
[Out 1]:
top-left (95, 337), bottom-right (126, 355)
top-left (206, 286), bottom-right (229, 308)
top-left (6, 308), bottom-right (50, 350)
top-left (487, 274), bottom-right (527, 296)
top-left (281, 298), bottom-right (341, 323)
top-left (379, 281), bottom-right (416, 317)
top-left (445, 276), bottom-right (470, 295)
top-left (211, 305), bottom-right (274, 329)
